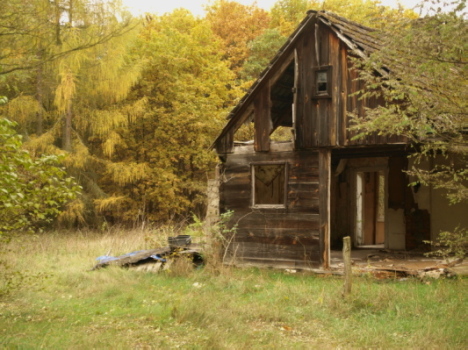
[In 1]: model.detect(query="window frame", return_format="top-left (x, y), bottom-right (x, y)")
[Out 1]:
top-left (250, 161), bottom-right (288, 209)
top-left (312, 65), bottom-right (332, 98)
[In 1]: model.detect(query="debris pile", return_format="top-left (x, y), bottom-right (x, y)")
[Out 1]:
top-left (92, 235), bottom-right (203, 272)
top-left (330, 249), bottom-right (467, 280)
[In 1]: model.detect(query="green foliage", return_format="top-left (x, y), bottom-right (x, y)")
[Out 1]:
top-left (241, 28), bottom-right (287, 81)
top-left (269, 0), bottom-right (417, 36)
top-left (425, 227), bottom-right (468, 262)
top-left (0, 118), bottom-right (81, 236)
top-left (351, 0), bottom-right (467, 204)
top-left (318, 0), bottom-right (418, 28)
top-left (270, 0), bottom-right (312, 35)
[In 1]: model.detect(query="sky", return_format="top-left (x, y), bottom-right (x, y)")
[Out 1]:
top-left (121, 0), bottom-right (422, 17)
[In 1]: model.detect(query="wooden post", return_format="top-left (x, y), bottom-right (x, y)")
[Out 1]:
top-left (343, 236), bottom-right (352, 296)
top-left (319, 149), bottom-right (331, 269)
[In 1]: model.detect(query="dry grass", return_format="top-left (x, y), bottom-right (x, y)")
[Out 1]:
top-left (1, 228), bottom-right (467, 349)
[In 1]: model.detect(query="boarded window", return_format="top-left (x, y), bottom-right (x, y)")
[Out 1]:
top-left (252, 163), bottom-right (287, 207)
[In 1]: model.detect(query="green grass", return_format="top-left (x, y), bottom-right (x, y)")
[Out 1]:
top-left (1, 230), bottom-right (467, 349)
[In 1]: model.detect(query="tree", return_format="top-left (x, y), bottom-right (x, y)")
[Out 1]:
top-left (318, 0), bottom-right (417, 28)
top-left (270, 0), bottom-right (314, 35)
top-left (269, 0), bottom-right (417, 36)
top-left (240, 28), bottom-right (288, 81)
top-left (205, 0), bottom-right (271, 73)
top-left (0, 0), bottom-right (136, 76)
top-left (92, 10), bottom-right (238, 225)
top-left (351, 0), bottom-right (467, 205)
top-left (1, 1), bottom-right (142, 226)
top-left (0, 118), bottom-right (81, 237)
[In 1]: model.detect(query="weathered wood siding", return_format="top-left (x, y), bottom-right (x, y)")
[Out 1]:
top-left (292, 21), bottom-right (406, 149)
top-left (220, 145), bottom-right (320, 267)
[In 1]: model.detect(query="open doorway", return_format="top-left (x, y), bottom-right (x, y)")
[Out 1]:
top-left (355, 171), bottom-right (386, 247)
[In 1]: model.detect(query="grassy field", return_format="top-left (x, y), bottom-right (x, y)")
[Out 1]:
top-left (1, 230), bottom-right (467, 349)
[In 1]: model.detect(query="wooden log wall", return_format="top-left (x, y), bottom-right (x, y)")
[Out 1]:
top-left (220, 146), bottom-right (321, 267)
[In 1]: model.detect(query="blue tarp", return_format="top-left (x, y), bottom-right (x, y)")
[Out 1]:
top-left (96, 250), bottom-right (166, 265)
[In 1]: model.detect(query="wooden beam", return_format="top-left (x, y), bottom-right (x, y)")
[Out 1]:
top-left (319, 149), bottom-right (331, 269)
top-left (254, 85), bottom-right (271, 152)
top-left (269, 52), bottom-right (295, 88)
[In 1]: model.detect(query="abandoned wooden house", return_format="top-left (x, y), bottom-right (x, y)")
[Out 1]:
top-left (210, 10), bottom-right (468, 269)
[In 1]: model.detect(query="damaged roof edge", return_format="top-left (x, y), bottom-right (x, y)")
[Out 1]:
top-left (209, 11), bottom-right (317, 151)
top-left (210, 10), bottom-right (379, 151)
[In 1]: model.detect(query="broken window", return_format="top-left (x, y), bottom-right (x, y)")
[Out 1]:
top-left (317, 71), bottom-right (328, 93)
top-left (313, 66), bottom-right (332, 97)
top-left (251, 163), bottom-right (287, 208)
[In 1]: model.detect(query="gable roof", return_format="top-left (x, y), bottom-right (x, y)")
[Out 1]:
top-left (211, 10), bottom-right (380, 151)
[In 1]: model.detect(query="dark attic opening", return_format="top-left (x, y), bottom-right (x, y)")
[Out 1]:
top-left (269, 60), bottom-right (295, 141)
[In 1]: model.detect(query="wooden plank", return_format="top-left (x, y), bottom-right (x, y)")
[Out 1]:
top-left (234, 231), bottom-right (320, 246)
top-left (317, 27), bottom-right (331, 146)
top-left (228, 241), bottom-right (320, 262)
top-left (226, 149), bottom-right (319, 166)
top-left (319, 149), bottom-right (331, 269)
top-left (347, 63), bottom-right (359, 145)
top-left (292, 49), bottom-right (299, 140)
top-left (231, 213), bottom-right (320, 230)
top-left (254, 85), bottom-right (271, 152)
top-left (339, 44), bottom-right (348, 146)
top-left (297, 29), bottom-right (315, 148)
top-left (305, 26), bottom-right (316, 148)
top-left (329, 34), bottom-right (340, 147)
top-left (215, 129), bottom-right (234, 154)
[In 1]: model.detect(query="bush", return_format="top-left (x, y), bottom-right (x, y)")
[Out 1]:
top-left (0, 118), bottom-right (81, 237)
top-left (425, 226), bottom-right (468, 262)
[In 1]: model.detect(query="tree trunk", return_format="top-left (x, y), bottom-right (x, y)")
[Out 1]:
top-left (35, 50), bottom-right (44, 136)
top-left (62, 101), bottom-right (72, 152)
top-left (54, 0), bottom-right (62, 46)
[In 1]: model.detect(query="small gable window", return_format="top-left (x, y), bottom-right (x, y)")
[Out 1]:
top-left (313, 66), bottom-right (332, 98)
top-left (317, 71), bottom-right (328, 92)
top-left (251, 163), bottom-right (288, 208)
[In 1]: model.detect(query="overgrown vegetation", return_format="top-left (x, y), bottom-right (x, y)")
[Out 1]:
top-left (352, 0), bottom-right (467, 206)
top-left (0, 118), bottom-right (81, 238)
top-left (351, 0), bottom-right (467, 256)
top-left (0, 230), bottom-right (466, 348)
top-left (0, 0), bottom-right (417, 228)
top-left (425, 226), bottom-right (468, 262)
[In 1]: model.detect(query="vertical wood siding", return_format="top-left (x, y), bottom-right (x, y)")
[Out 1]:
top-left (291, 20), bottom-right (406, 149)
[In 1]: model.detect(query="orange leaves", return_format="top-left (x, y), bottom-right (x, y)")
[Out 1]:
top-left (205, 0), bottom-right (271, 72)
